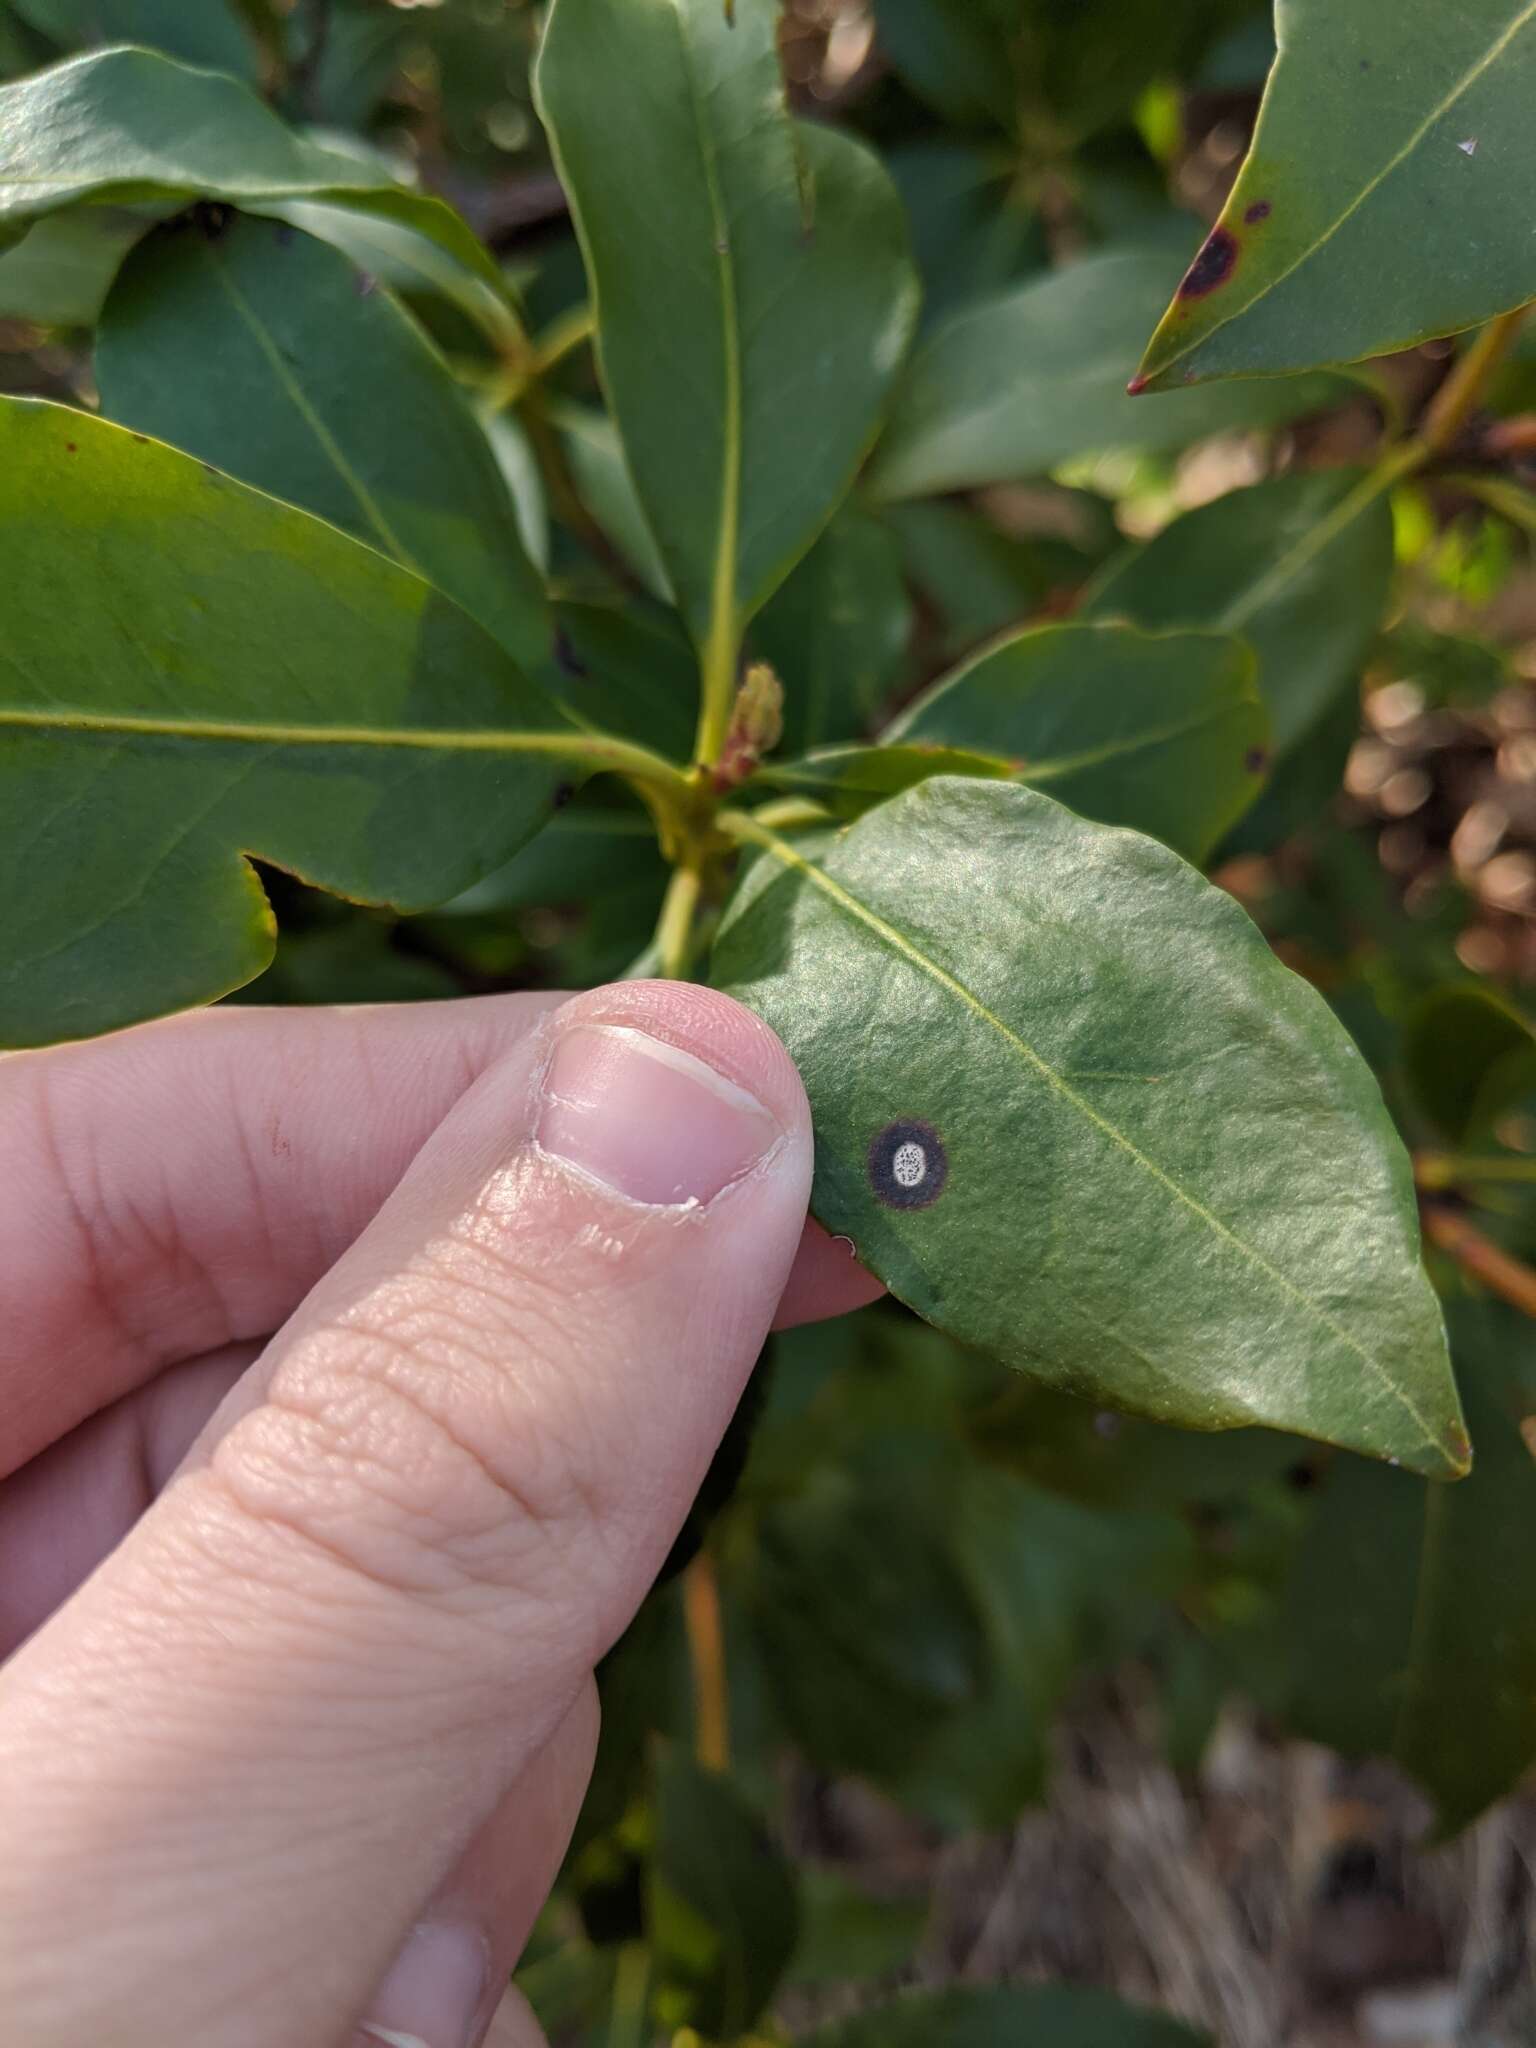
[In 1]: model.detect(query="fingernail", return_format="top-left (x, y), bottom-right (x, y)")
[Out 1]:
top-left (537, 1022), bottom-right (781, 1207)
top-left (356, 1921), bottom-right (489, 2048)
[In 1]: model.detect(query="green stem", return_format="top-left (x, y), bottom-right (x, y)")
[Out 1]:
top-left (1417, 1152), bottom-right (1536, 1191)
top-left (533, 303), bottom-right (597, 378)
top-left (654, 859), bottom-right (704, 980)
top-left (1416, 307), bottom-right (1530, 458)
top-left (693, 601), bottom-right (742, 772)
top-left (606, 1942), bottom-right (651, 2048)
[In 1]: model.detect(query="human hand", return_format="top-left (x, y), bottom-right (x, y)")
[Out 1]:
top-left (0, 982), bottom-right (881, 2048)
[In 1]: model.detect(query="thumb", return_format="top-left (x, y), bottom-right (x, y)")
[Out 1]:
top-left (0, 982), bottom-right (812, 2048)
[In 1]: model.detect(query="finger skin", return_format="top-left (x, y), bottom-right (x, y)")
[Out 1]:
top-left (0, 983), bottom-right (812, 2048)
top-left (352, 1682), bottom-right (598, 2048)
top-left (0, 994), bottom-right (878, 1474)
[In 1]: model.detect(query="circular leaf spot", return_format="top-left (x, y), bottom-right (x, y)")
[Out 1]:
top-left (868, 1119), bottom-right (948, 1210)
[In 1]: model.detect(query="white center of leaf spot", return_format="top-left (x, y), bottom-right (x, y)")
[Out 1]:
top-left (893, 1141), bottom-right (927, 1189)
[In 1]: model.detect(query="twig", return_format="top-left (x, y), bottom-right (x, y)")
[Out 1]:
top-left (682, 1552), bottom-right (730, 1773)
top-left (1423, 1206), bottom-right (1536, 1320)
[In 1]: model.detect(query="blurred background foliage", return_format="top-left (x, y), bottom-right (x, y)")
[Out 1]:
top-left (6, 2), bottom-right (1536, 2042)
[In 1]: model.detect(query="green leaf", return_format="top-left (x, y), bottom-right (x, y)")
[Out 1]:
top-left (1281, 1304), bottom-right (1536, 1835)
top-left (555, 403), bottom-right (673, 604)
top-left (95, 212), bottom-right (548, 675)
top-left (264, 197), bottom-right (524, 352)
top-left (0, 398), bottom-right (573, 1048)
top-left (648, 1749), bottom-right (799, 2041)
top-left (1136, 1), bottom-right (1536, 389)
top-left (875, 0), bottom-right (1203, 145)
top-left (743, 1443), bottom-right (992, 1783)
top-left (885, 138), bottom-right (1046, 326)
top-left (1085, 470), bottom-right (1395, 759)
top-left (751, 510), bottom-right (913, 756)
top-left (550, 600), bottom-right (699, 763)
top-left (882, 497), bottom-right (1113, 665)
top-left (0, 202), bottom-right (154, 323)
top-left (11, 0), bottom-right (258, 74)
top-left (865, 250), bottom-right (1346, 504)
top-left (439, 796), bottom-right (666, 918)
top-left (784, 1868), bottom-right (926, 1989)
top-left (711, 778), bottom-right (1467, 1476)
top-left (900, 1463), bottom-right (1192, 1825)
top-left (0, 46), bottom-right (501, 290)
top-left (799, 1983), bottom-right (1211, 2047)
top-left (537, 0), bottom-right (919, 666)
top-left (882, 621), bottom-right (1267, 863)
top-left (1403, 984), bottom-right (1536, 1144)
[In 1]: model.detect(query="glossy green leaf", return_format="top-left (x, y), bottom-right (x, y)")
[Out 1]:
top-left (537, 0), bottom-right (919, 660)
top-left (1085, 471), bottom-right (1395, 759)
top-left (800, 1983), bottom-right (1210, 2047)
top-left (1403, 984), bottom-right (1536, 1144)
top-left (865, 250), bottom-right (1346, 504)
top-left (95, 212), bottom-right (548, 675)
top-left (0, 47), bottom-right (502, 290)
top-left (12, 0), bottom-right (258, 74)
top-left (1137, 2), bottom-right (1536, 389)
top-left (883, 621), bottom-right (1267, 862)
top-left (0, 399), bottom-right (571, 1048)
top-left (648, 1749), bottom-right (799, 2041)
top-left (438, 798), bottom-right (665, 919)
top-left (751, 510), bottom-right (913, 756)
top-left (1281, 1305), bottom-right (1536, 1835)
top-left (712, 778), bottom-right (1466, 1476)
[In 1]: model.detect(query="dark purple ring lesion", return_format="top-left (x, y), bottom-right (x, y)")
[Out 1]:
top-left (868, 1118), bottom-right (949, 1211)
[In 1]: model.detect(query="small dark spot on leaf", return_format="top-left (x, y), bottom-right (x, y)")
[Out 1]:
top-left (193, 200), bottom-right (233, 242)
top-left (202, 464), bottom-right (222, 481)
top-left (65, 441), bottom-right (77, 453)
top-left (553, 782), bottom-right (575, 810)
top-left (131, 433), bottom-right (148, 443)
top-left (868, 1118), bottom-right (948, 1211)
top-left (353, 270), bottom-right (379, 298)
top-left (1093, 1412), bottom-right (1122, 1441)
top-left (274, 223), bottom-right (296, 247)
top-left (1244, 199), bottom-right (1272, 225)
top-left (1287, 1461), bottom-right (1318, 1491)
top-left (1177, 225), bottom-right (1239, 299)
top-left (552, 625), bottom-right (588, 678)
top-left (1245, 746), bottom-right (1269, 775)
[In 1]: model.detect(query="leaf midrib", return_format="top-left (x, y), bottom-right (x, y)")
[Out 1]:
top-left (1150, 0), bottom-right (1536, 380)
top-left (672, 0), bottom-right (743, 692)
top-left (0, 706), bottom-right (578, 753)
top-left (745, 816), bottom-right (1448, 1464)
top-left (891, 699), bottom-right (1250, 786)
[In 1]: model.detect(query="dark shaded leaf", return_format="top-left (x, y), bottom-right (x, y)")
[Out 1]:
top-left (799, 1982), bottom-right (1210, 2046)
top-left (648, 1748), bottom-right (799, 2041)
top-left (1403, 984), bottom-right (1536, 1144)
